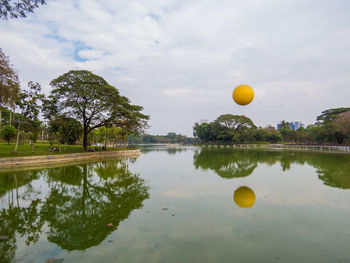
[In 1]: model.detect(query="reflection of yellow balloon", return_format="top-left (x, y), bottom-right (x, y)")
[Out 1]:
top-left (233, 85), bottom-right (254, 106)
top-left (233, 186), bottom-right (256, 208)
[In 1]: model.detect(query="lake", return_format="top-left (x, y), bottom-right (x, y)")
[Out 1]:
top-left (1, 146), bottom-right (350, 263)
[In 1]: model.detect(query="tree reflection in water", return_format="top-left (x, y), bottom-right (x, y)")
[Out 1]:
top-left (193, 147), bottom-right (350, 189)
top-left (193, 148), bottom-right (259, 179)
top-left (0, 158), bottom-right (149, 261)
top-left (0, 170), bottom-right (43, 263)
top-left (42, 161), bottom-right (149, 250)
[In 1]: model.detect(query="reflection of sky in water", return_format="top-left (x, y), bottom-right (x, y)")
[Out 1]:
top-left (1, 147), bottom-right (350, 263)
top-left (127, 147), bottom-right (350, 262)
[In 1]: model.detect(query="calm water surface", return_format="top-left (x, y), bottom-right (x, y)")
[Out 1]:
top-left (1, 146), bottom-right (350, 262)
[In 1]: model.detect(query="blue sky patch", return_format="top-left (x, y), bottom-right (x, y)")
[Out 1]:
top-left (148, 13), bottom-right (161, 21)
top-left (73, 42), bottom-right (91, 62)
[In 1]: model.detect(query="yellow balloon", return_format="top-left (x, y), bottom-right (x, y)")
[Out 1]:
top-left (233, 186), bottom-right (256, 208)
top-left (233, 84), bottom-right (254, 106)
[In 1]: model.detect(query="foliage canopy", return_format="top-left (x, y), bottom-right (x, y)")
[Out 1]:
top-left (0, 0), bottom-right (46, 19)
top-left (47, 70), bottom-right (149, 151)
top-left (0, 125), bottom-right (16, 144)
top-left (0, 48), bottom-right (19, 108)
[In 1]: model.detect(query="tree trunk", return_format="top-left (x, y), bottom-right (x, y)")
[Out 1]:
top-left (83, 131), bottom-right (88, 151)
top-left (14, 118), bottom-right (21, 153)
top-left (9, 111), bottom-right (12, 126)
top-left (82, 164), bottom-right (88, 217)
top-left (14, 174), bottom-right (19, 207)
top-left (12, 107), bottom-right (15, 124)
top-left (104, 127), bottom-right (108, 148)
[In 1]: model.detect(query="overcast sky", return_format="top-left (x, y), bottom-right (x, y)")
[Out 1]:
top-left (1, 0), bottom-right (350, 136)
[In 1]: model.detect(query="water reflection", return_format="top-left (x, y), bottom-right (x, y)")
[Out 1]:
top-left (310, 154), bottom-right (350, 189)
top-left (233, 186), bottom-right (256, 208)
top-left (193, 148), bottom-right (350, 189)
top-left (0, 159), bottom-right (149, 261)
top-left (0, 170), bottom-right (40, 198)
top-left (0, 170), bottom-right (43, 262)
top-left (193, 148), bottom-right (258, 179)
top-left (140, 145), bottom-right (188, 155)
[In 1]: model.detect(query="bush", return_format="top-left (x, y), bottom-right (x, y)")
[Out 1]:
top-left (1, 125), bottom-right (17, 144)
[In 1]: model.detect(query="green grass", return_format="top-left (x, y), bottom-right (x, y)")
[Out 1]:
top-left (0, 143), bottom-right (135, 158)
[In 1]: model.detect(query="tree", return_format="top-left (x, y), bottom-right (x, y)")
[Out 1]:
top-left (215, 114), bottom-right (256, 130)
top-left (267, 131), bottom-right (282, 143)
top-left (48, 115), bottom-right (83, 145)
top-left (48, 70), bottom-right (149, 151)
top-left (94, 126), bottom-right (107, 145)
top-left (316, 108), bottom-right (350, 144)
top-left (1, 125), bottom-right (16, 144)
top-left (0, 48), bottom-right (20, 131)
top-left (253, 127), bottom-right (281, 143)
top-left (0, 0), bottom-right (46, 19)
top-left (193, 122), bottom-right (215, 143)
top-left (14, 82), bottom-right (44, 153)
top-left (305, 125), bottom-right (325, 143)
top-left (316, 108), bottom-right (350, 124)
top-left (279, 121), bottom-right (292, 142)
top-left (215, 114), bottom-right (256, 143)
top-left (193, 115), bottom-right (257, 144)
top-left (334, 111), bottom-right (350, 142)
top-left (295, 127), bottom-right (310, 144)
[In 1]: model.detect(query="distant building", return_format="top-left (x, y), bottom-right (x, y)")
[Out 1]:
top-left (277, 121), bottom-right (305, 131)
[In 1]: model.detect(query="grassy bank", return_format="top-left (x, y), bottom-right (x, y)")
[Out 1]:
top-left (0, 143), bottom-right (134, 158)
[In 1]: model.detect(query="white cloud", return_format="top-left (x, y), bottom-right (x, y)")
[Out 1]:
top-left (0, 0), bottom-right (350, 135)
top-left (162, 88), bottom-right (194, 96)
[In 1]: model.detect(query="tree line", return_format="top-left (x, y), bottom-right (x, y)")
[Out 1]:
top-left (193, 108), bottom-right (350, 145)
top-left (194, 147), bottom-right (350, 189)
top-left (0, 48), bottom-right (149, 152)
top-left (128, 132), bottom-right (196, 144)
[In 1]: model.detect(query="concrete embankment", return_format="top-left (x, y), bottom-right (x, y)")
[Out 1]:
top-left (0, 150), bottom-right (141, 169)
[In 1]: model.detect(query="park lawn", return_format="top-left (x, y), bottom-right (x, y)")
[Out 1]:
top-left (0, 143), bottom-right (86, 158)
top-left (0, 143), bottom-right (138, 158)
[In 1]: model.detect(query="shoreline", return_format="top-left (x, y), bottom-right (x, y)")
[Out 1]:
top-left (0, 150), bottom-right (141, 170)
top-left (198, 144), bottom-right (350, 154)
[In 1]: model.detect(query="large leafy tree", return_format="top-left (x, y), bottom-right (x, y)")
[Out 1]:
top-left (334, 111), bottom-right (350, 142)
top-left (47, 70), bottom-right (149, 151)
top-left (217, 114), bottom-right (256, 142)
top-left (193, 115), bottom-right (257, 143)
top-left (0, 0), bottom-right (46, 19)
top-left (316, 108), bottom-right (350, 144)
top-left (215, 114), bottom-right (256, 130)
top-left (0, 48), bottom-right (20, 130)
top-left (316, 108), bottom-right (350, 124)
